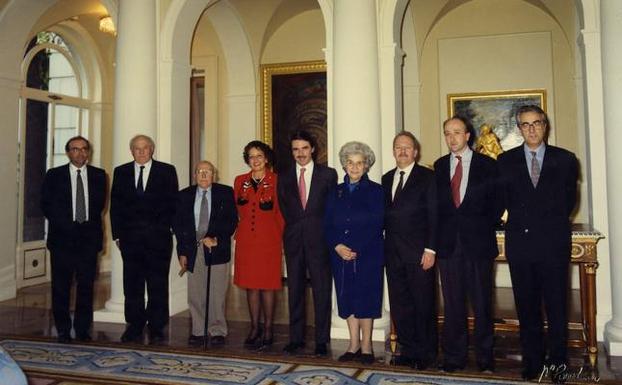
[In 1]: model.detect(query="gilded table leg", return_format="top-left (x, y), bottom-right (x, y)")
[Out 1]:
top-left (583, 262), bottom-right (599, 368)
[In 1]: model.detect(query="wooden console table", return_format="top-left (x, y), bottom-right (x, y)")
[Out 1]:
top-left (389, 224), bottom-right (603, 367)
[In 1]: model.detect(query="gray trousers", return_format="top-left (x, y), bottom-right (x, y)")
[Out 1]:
top-left (188, 258), bottom-right (229, 337)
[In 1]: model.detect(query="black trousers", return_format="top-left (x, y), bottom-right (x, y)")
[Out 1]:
top-left (285, 248), bottom-right (332, 344)
top-left (386, 258), bottom-right (437, 363)
top-left (120, 238), bottom-right (172, 333)
top-left (438, 255), bottom-right (494, 367)
top-left (50, 248), bottom-right (97, 336)
top-left (508, 256), bottom-right (569, 370)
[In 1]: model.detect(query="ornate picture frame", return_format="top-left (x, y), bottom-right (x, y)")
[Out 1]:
top-left (260, 60), bottom-right (327, 173)
top-left (447, 89), bottom-right (547, 151)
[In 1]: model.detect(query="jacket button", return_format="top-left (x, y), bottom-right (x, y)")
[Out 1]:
top-left (344, 229), bottom-right (349, 234)
top-left (524, 229), bottom-right (529, 233)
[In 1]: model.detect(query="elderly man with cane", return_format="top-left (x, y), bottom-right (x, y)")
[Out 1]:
top-left (173, 160), bottom-right (238, 348)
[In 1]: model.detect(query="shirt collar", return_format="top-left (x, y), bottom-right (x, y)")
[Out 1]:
top-left (396, 161), bottom-right (415, 174)
top-left (296, 160), bottom-right (314, 173)
top-left (135, 159), bottom-right (153, 168)
top-left (523, 142), bottom-right (545, 157)
top-left (69, 163), bottom-right (86, 173)
top-left (451, 147), bottom-right (473, 161)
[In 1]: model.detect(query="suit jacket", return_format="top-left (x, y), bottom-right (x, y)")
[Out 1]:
top-left (173, 183), bottom-right (237, 272)
top-left (41, 164), bottom-right (107, 252)
top-left (434, 152), bottom-right (502, 260)
top-left (278, 163), bottom-right (338, 259)
top-left (382, 164), bottom-right (438, 265)
top-left (497, 144), bottom-right (578, 262)
top-left (110, 160), bottom-right (178, 250)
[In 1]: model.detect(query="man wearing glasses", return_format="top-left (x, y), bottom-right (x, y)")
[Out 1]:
top-left (497, 105), bottom-right (578, 382)
top-left (41, 136), bottom-right (107, 343)
top-left (172, 161), bottom-right (237, 347)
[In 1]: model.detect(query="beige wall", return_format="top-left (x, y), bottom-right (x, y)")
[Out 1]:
top-left (261, 9), bottom-right (326, 64)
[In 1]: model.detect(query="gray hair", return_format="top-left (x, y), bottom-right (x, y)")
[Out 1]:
top-left (129, 134), bottom-right (155, 150)
top-left (339, 141), bottom-right (376, 171)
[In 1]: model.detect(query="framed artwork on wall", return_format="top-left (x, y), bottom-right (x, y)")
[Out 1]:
top-left (447, 89), bottom-right (547, 151)
top-left (261, 60), bottom-right (327, 174)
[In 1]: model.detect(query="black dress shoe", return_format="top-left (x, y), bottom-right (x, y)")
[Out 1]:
top-left (477, 362), bottom-right (495, 373)
top-left (360, 352), bottom-right (375, 365)
top-left (314, 343), bottom-right (328, 357)
top-left (391, 355), bottom-right (414, 367)
top-left (521, 367), bottom-right (542, 381)
top-left (148, 330), bottom-right (165, 345)
top-left (121, 328), bottom-right (143, 343)
top-left (188, 335), bottom-right (205, 347)
top-left (438, 362), bottom-right (465, 373)
top-left (283, 341), bottom-right (305, 355)
top-left (75, 332), bottom-right (92, 342)
top-left (338, 349), bottom-right (361, 362)
top-left (210, 335), bottom-right (225, 346)
top-left (57, 333), bottom-right (72, 344)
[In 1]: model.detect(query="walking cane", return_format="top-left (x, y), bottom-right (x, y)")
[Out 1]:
top-left (204, 243), bottom-right (213, 350)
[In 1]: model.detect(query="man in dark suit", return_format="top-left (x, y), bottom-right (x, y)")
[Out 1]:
top-left (110, 134), bottom-right (179, 345)
top-left (173, 160), bottom-right (237, 347)
top-left (497, 105), bottom-right (578, 381)
top-left (383, 131), bottom-right (438, 370)
top-left (277, 130), bottom-right (337, 356)
top-left (434, 116), bottom-right (502, 373)
top-left (41, 136), bottom-right (106, 343)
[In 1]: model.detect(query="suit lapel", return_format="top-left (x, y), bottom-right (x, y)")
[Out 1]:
top-left (62, 165), bottom-right (73, 216)
top-left (461, 154), bottom-right (477, 207)
top-left (438, 156), bottom-right (458, 210)
top-left (306, 166), bottom-right (320, 211)
top-left (208, 185), bottom-right (219, 232)
top-left (383, 169), bottom-right (396, 206)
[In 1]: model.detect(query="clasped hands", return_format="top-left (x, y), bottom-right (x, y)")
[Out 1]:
top-left (335, 243), bottom-right (435, 270)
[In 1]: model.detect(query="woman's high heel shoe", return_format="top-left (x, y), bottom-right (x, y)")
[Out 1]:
top-left (244, 328), bottom-right (262, 346)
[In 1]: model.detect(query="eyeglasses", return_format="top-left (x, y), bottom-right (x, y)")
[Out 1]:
top-left (68, 147), bottom-right (89, 153)
top-left (519, 120), bottom-right (545, 130)
top-left (196, 169), bottom-right (214, 176)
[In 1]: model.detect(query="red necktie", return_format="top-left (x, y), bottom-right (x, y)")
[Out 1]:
top-left (299, 167), bottom-right (307, 210)
top-left (451, 156), bottom-right (462, 208)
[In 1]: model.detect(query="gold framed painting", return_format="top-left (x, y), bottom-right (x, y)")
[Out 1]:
top-left (447, 89), bottom-right (547, 151)
top-left (260, 60), bottom-right (327, 173)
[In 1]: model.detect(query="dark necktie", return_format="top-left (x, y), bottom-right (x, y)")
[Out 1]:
top-left (197, 190), bottom-right (209, 240)
top-left (451, 155), bottom-right (462, 208)
top-left (75, 169), bottom-right (86, 223)
top-left (530, 151), bottom-right (540, 187)
top-left (137, 165), bottom-right (145, 196)
top-left (394, 171), bottom-right (405, 202)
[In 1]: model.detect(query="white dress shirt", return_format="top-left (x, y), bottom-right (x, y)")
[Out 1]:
top-left (296, 160), bottom-right (314, 201)
top-left (134, 159), bottom-right (153, 189)
top-left (391, 161), bottom-right (415, 199)
top-left (450, 147), bottom-right (473, 203)
top-left (69, 163), bottom-right (89, 221)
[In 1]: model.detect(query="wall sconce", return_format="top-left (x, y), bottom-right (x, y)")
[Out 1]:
top-left (99, 16), bottom-right (116, 36)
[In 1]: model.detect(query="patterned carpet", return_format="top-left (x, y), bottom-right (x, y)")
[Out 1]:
top-left (0, 339), bottom-right (525, 385)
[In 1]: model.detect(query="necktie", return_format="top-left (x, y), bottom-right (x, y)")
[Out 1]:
top-left (197, 190), bottom-right (209, 240)
top-left (451, 155), bottom-right (462, 208)
top-left (75, 169), bottom-right (86, 223)
top-left (299, 167), bottom-right (307, 210)
top-left (137, 165), bottom-right (145, 196)
top-left (394, 171), bottom-right (405, 202)
top-left (530, 151), bottom-right (540, 187)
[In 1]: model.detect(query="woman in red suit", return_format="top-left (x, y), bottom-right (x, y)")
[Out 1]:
top-left (234, 141), bottom-right (284, 349)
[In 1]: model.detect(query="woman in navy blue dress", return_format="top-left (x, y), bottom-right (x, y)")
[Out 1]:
top-left (324, 141), bottom-right (384, 364)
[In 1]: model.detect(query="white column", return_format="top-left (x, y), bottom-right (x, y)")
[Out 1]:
top-left (94, 0), bottom-right (158, 323)
top-left (330, 0), bottom-right (390, 341)
top-left (601, 0), bottom-right (622, 356)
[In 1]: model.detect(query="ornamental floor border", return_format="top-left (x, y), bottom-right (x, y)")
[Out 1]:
top-left (1, 339), bottom-right (529, 385)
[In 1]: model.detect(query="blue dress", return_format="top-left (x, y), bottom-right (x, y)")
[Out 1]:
top-left (324, 174), bottom-right (384, 319)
